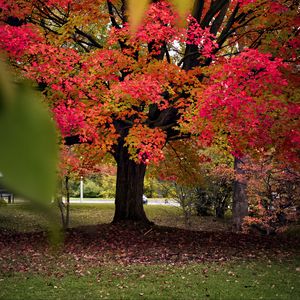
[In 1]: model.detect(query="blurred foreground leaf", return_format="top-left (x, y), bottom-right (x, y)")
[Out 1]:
top-left (170, 0), bottom-right (193, 19)
top-left (128, 0), bottom-right (149, 32)
top-left (0, 61), bottom-right (60, 239)
top-left (127, 0), bottom-right (193, 31)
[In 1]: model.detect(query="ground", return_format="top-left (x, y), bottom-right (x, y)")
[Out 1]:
top-left (0, 203), bottom-right (299, 299)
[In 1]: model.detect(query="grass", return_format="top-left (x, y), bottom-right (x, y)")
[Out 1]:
top-left (0, 203), bottom-right (299, 299)
top-left (0, 203), bottom-right (176, 232)
top-left (0, 259), bottom-right (299, 300)
top-left (0, 202), bottom-right (231, 232)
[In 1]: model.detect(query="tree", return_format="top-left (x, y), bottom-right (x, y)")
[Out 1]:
top-left (241, 152), bottom-right (300, 234)
top-left (0, 0), bottom-right (299, 224)
top-left (57, 143), bottom-right (113, 228)
top-left (155, 138), bottom-right (205, 227)
top-left (156, 140), bottom-right (233, 219)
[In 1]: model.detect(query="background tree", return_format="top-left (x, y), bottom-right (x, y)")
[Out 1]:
top-left (57, 144), bottom-right (114, 228)
top-left (157, 140), bottom-right (234, 219)
top-left (241, 152), bottom-right (300, 234)
top-left (155, 138), bottom-right (205, 226)
top-left (0, 0), bottom-right (298, 224)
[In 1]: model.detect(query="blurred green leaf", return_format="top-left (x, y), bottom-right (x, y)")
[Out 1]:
top-left (127, 0), bottom-right (193, 31)
top-left (0, 62), bottom-right (58, 205)
top-left (170, 0), bottom-right (193, 19)
top-left (128, 0), bottom-right (149, 32)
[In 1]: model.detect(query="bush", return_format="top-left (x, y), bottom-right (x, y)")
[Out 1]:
top-left (98, 175), bottom-right (116, 198)
top-left (67, 175), bottom-right (116, 198)
top-left (0, 198), bottom-right (7, 205)
top-left (83, 179), bottom-right (102, 198)
top-left (241, 155), bottom-right (300, 234)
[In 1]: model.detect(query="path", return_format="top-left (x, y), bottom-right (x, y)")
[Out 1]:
top-left (69, 198), bottom-right (180, 206)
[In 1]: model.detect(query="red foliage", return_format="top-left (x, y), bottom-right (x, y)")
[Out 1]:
top-left (186, 16), bottom-right (218, 58)
top-left (0, 24), bottom-right (42, 57)
top-left (238, 154), bottom-right (300, 234)
top-left (0, 0), bottom-right (298, 168)
top-left (186, 49), bottom-right (299, 163)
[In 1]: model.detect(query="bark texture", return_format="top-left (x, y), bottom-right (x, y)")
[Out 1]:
top-left (113, 142), bottom-right (150, 223)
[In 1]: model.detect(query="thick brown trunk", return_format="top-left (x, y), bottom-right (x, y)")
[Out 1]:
top-left (112, 143), bottom-right (150, 223)
top-left (232, 157), bottom-right (248, 231)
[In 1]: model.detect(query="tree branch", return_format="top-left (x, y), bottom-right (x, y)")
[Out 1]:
top-left (74, 26), bottom-right (103, 49)
top-left (200, 0), bottom-right (229, 28)
top-left (210, 0), bottom-right (230, 35)
top-left (107, 0), bottom-right (121, 29)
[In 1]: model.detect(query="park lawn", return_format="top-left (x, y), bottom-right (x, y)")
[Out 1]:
top-left (0, 203), bottom-right (230, 232)
top-left (0, 259), bottom-right (299, 300)
top-left (0, 203), bottom-right (179, 232)
top-left (0, 203), bottom-right (299, 300)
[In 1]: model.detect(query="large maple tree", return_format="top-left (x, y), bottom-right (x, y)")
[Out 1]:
top-left (0, 0), bottom-right (299, 223)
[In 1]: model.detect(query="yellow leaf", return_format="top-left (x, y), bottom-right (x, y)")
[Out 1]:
top-left (128, 0), bottom-right (150, 32)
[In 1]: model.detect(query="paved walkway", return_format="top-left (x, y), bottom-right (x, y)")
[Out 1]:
top-left (70, 198), bottom-right (180, 206)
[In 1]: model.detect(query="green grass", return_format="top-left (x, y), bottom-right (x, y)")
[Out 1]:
top-left (0, 203), bottom-right (179, 231)
top-left (0, 259), bottom-right (299, 300)
top-left (0, 203), bottom-right (50, 232)
top-left (0, 203), bottom-right (231, 232)
top-left (0, 203), bottom-right (299, 299)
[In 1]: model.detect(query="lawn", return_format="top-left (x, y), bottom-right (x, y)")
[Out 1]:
top-left (0, 202), bottom-right (230, 232)
top-left (1, 259), bottom-right (299, 300)
top-left (0, 203), bottom-right (299, 300)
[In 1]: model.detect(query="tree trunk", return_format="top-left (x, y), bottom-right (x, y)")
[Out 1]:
top-left (112, 143), bottom-right (150, 224)
top-left (232, 157), bottom-right (248, 231)
top-left (57, 176), bottom-right (70, 230)
top-left (65, 175), bottom-right (70, 228)
top-left (215, 197), bottom-right (227, 219)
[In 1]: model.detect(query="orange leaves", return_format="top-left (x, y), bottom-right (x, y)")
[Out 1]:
top-left (83, 49), bottom-right (136, 82)
top-left (0, 0), bottom-right (299, 176)
top-left (114, 74), bottom-right (165, 109)
top-left (125, 125), bottom-right (166, 164)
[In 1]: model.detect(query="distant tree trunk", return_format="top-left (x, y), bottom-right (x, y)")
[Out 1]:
top-left (112, 141), bottom-right (150, 224)
top-left (65, 175), bottom-right (70, 228)
top-left (232, 157), bottom-right (248, 231)
top-left (215, 197), bottom-right (227, 219)
top-left (57, 175), bottom-right (70, 230)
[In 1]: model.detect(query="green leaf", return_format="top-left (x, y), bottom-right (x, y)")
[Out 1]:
top-left (0, 64), bottom-right (58, 205)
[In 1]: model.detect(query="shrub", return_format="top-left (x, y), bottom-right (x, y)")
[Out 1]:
top-left (242, 154), bottom-right (300, 234)
top-left (0, 198), bottom-right (7, 205)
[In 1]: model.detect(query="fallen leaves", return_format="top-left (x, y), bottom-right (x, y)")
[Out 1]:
top-left (0, 223), bottom-right (299, 276)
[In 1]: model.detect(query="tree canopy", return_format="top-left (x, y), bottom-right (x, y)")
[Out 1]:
top-left (0, 0), bottom-right (299, 223)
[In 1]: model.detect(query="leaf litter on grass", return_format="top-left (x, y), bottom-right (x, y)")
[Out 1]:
top-left (0, 222), bottom-right (299, 276)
